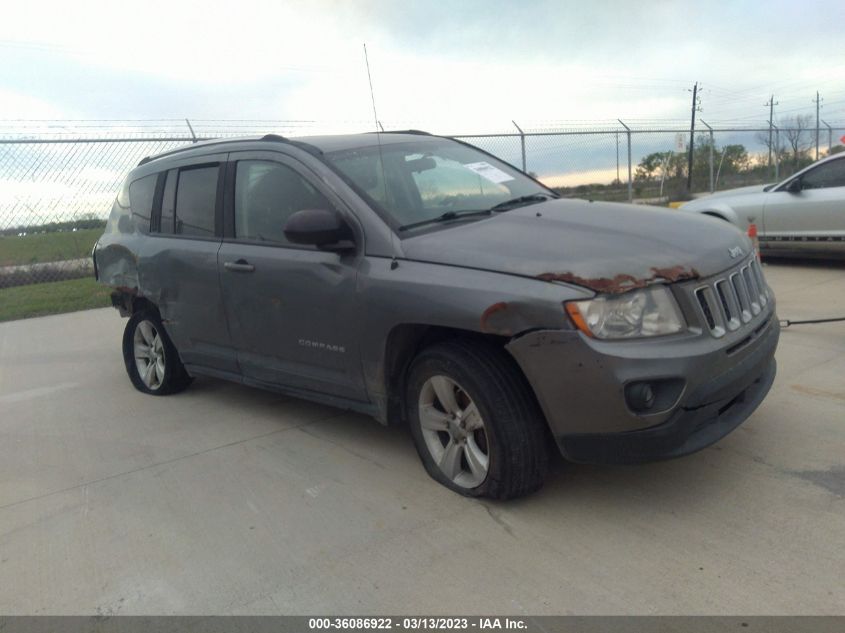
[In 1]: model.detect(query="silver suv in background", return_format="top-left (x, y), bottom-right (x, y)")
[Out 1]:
top-left (681, 152), bottom-right (845, 258)
top-left (94, 131), bottom-right (779, 499)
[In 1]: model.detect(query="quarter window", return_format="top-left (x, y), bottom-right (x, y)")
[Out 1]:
top-left (128, 173), bottom-right (157, 232)
top-left (234, 161), bottom-right (332, 245)
top-left (174, 166), bottom-right (218, 237)
top-left (801, 158), bottom-right (845, 190)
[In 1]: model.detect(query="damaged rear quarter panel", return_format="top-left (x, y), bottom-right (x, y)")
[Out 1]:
top-left (95, 196), bottom-right (145, 293)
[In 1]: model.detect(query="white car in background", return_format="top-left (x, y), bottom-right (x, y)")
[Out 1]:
top-left (681, 152), bottom-right (845, 257)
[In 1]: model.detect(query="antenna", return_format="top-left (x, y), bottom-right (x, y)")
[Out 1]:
top-left (363, 43), bottom-right (399, 268)
top-left (363, 44), bottom-right (381, 131)
top-left (363, 43), bottom-right (387, 199)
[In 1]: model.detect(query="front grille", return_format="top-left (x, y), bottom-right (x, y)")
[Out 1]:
top-left (692, 258), bottom-right (769, 338)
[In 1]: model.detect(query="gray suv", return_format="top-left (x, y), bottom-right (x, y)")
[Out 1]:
top-left (94, 131), bottom-right (779, 499)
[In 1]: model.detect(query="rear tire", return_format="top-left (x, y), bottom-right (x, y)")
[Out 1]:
top-left (122, 310), bottom-right (192, 395)
top-left (406, 339), bottom-right (549, 499)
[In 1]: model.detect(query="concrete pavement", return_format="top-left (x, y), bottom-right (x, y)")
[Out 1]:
top-left (0, 259), bottom-right (843, 615)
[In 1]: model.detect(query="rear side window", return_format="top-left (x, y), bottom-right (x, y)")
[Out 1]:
top-left (174, 166), bottom-right (218, 237)
top-left (234, 160), bottom-right (332, 245)
top-left (128, 174), bottom-right (157, 232)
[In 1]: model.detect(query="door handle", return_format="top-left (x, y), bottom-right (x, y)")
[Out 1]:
top-left (224, 260), bottom-right (255, 273)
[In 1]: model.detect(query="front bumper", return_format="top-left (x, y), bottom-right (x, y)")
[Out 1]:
top-left (506, 305), bottom-right (779, 464)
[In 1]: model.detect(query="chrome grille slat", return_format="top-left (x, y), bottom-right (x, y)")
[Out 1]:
top-left (715, 279), bottom-right (741, 331)
top-left (750, 260), bottom-right (768, 305)
top-left (731, 272), bottom-right (753, 323)
top-left (742, 265), bottom-right (761, 315)
top-left (691, 257), bottom-right (770, 338)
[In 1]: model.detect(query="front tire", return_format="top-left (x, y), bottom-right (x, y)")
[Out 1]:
top-left (122, 310), bottom-right (192, 395)
top-left (406, 339), bottom-right (549, 499)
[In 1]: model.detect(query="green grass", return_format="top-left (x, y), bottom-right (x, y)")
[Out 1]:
top-left (0, 277), bottom-right (112, 322)
top-left (0, 228), bottom-right (102, 267)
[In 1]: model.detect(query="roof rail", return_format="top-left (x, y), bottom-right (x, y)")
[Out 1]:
top-left (380, 129), bottom-right (434, 136)
top-left (260, 133), bottom-right (323, 155)
top-left (135, 138), bottom-right (236, 166)
top-left (135, 134), bottom-right (323, 167)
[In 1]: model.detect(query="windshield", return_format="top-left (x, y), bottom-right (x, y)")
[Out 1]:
top-left (325, 139), bottom-right (552, 230)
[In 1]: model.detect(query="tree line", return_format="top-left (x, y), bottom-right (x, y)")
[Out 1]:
top-left (634, 115), bottom-right (843, 197)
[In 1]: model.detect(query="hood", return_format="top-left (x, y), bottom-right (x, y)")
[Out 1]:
top-left (400, 199), bottom-right (751, 294)
top-left (683, 184), bottom-right (770, 207)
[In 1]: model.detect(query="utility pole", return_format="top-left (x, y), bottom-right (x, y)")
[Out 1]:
top-left (814, 92), bottom-right (821, 160)
top-left (686, 82), bottom-right (700, 193)
top-left (764, 95), bottom-right (778, 178)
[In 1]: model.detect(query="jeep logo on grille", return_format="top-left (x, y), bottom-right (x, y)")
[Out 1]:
top-left (728, 246), bottom-right (744, 259)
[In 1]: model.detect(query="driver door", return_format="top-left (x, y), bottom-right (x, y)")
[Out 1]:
top-left (217, 150), bottom-right (367, 402)
top-left (763, 156), bottom-right (845, 255)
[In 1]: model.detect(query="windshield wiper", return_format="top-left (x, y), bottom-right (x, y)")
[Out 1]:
top-left (398, 209), bottom-right (492, 231)
top-left (489, 193), bottom-right (557, 212)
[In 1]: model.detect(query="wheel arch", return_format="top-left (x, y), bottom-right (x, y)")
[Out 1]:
top-left (702, 210), bottom-right (731, 222)
top-left (110, 289), bottom-right (159, 319)
top-left (694, 204), bottom-right (740, 226)
top-left (381, 323), bottom-right (511, 425)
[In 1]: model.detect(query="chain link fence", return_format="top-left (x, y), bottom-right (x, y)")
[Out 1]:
top-left (2, 120), bottom-right (843, 290)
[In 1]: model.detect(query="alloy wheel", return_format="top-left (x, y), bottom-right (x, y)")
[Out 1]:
top-left (418, 375), bottom-right (490, 488)
top-left (133, 320), bottom-right (166, 390)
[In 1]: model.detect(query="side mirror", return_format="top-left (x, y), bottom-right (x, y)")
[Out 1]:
top-left (786, 178), bottom-right (803, 193)
top-left (283, 209), bottom-right (354, 251)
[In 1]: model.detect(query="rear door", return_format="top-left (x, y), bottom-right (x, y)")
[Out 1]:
top-left (144, 154), bottom-right (238, 374)
top-left (762, 156), bottom-right (845, 255)
top-left (217, 150), bottom-right (367, 401)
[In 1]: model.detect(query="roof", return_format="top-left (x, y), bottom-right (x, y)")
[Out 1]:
top-left (137, 131), bottom-right (442, 166)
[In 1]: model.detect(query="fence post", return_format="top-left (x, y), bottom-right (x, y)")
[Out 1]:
top-left (185, 119), bottom-right (197, 143)
top-left (618, 120), bottom-right (632, 202)
top-left (823, 120), bottom-right (832, 153)
top-left (512, 120), bottom-right (526, 172)
top-left (702, 120), bottom-right (714, 193)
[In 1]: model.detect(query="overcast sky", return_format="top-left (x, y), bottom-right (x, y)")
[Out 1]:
top-left (2, 0), bottom-right (845, 133)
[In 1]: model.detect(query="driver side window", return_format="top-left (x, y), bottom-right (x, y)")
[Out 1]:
top-left (801, 158), bottom-right (845, 190)
top-left (234, 160), bottom-right (332, 245)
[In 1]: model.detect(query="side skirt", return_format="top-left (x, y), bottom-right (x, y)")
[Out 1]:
top-left (184, 363), bottom-right (380, 420)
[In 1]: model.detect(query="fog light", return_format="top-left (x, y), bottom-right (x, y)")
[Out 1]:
top-left (626, 382), bottom-right (656, 412)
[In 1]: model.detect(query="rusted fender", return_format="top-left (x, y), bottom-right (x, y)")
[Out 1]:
top-left (479, 300), bottom-right (569, 336)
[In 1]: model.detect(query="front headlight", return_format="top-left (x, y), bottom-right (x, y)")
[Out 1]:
top-left (565, 285), bottom-right (686, 339)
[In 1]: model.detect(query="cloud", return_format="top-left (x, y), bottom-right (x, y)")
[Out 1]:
top-left (0, 90), bottom-right (71, 120)
top-left (1, 0), bottom-right (844, 126)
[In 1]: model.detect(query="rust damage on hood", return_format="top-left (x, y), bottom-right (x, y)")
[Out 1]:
top-left (537, 265), bottom-right (700, 294)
